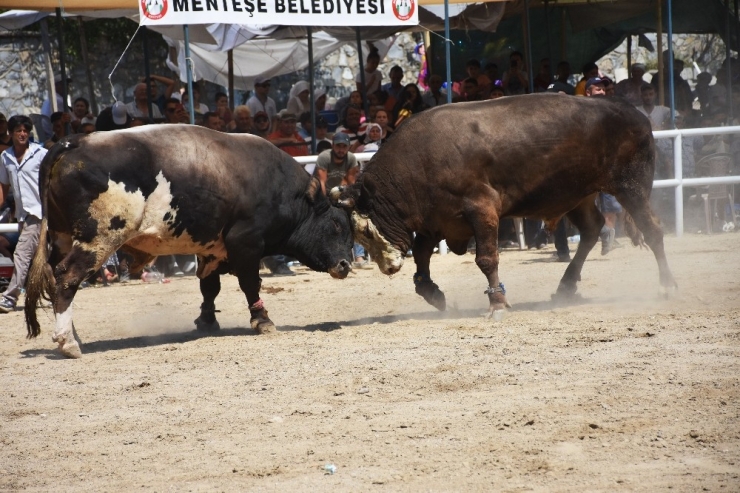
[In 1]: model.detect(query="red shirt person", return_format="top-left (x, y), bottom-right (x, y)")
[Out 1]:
top-left (268, 110), bottom-right (309, 158)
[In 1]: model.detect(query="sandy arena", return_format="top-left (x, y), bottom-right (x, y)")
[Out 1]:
top-left (1, 233), bottom-right (738, 491)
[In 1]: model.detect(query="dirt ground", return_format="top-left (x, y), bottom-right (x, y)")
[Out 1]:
top-left (1, 233), bottom-right (738, 492)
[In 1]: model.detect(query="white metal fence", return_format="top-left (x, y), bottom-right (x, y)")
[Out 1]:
top-left (2, 129), bottom-right (739, 237)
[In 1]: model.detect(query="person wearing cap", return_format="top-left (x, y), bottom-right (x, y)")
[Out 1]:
top-left (250, 111), bottom-right (271, 139)
top-left (267, 110), bottom-right (308, 158)
top-left (246, 77), bottom-right (277, 133)
top-left (95, 101), bottom-right (132, 132)
top-left (575, 62), bottom-right (599, 96)
top-left (0, 115), bottom-right (48, 313)
top-left (584, 77), bottom-right (607, 97)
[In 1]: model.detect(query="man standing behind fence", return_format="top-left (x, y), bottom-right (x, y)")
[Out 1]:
top-left (0, 116), bottom-right (47, 313)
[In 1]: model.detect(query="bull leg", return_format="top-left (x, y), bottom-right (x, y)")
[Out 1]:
top-left (223, 227), bottom-right (274, 334)
top-left (412, 234), bottom-right (446, 311)
top-left (51, 244), bottom-right (111, 358)
top-left (467, 206), bottom-right (510, 319)
top-left (194, 271), bottom-right (221, 332)
top-left (554, 197), bottom-right (604, 300)
top-left (616, 192), bottom-right (677, 293)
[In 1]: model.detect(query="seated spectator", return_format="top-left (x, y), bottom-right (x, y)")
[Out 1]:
top-left (372, 108), bottom-right (393, 142)
top-left (502, 51), bottom-right (529, 95)
top-left (335, 104), bottom-right (367, 147)
top-left (549, 61), bottom-right (575, 95)
top-left (79, 116), bottom-right (96, 134)
top-left (163, 97), bottom-right (189, 124)
top-left (695, 71), bottom-right (726, 117)
top-left (251, 111), bottom-right (271, 139)
top-left (96, 101), bottom-right (132, 131)
top-left (483, 62), bottom-right (499, 89)
top-left (44, 112), bottom-right (69, 148)
top-left (356, 46), bottom-right (383, 96)
top-left (355, 123), bottom-right (383, 153)
top-left (268, 110), bottom-right (309, 157)
top-left (314, 88), bottom-right (328, 112)
top-left (126, 82), bottom-right (163, 121)
top-left (392, 83), bottom-right (426, 127)
top-left (465, 59), bottom-right (491, 96)
top-left (615, 63), bottom-right (647, 106)
top-left (214, 91), bottom-right (232, 128)
top-left (229, 105), bottom-right (252, 133)
top-left (202, 111), bottom-right (223, 131)
top-left (306, 117), bottom-right (331, 153)
top-left (316, 140), bottom-right (332, 154)
top-left (489, 80), bottom-right (505, 99)
top-left (461, 78), bottom-right (483, 102)
top-left (0, 114), bottom-right (10, 153)
top-left (71, 97), bottom-right (92, 133)
top-left (651, 55), bottom-right (694, 114)
top-left (575, 62), bottom-right (599, 96)
top-left (287, 81), bottom-right (311, 116)
top-left (181, 85), bottom-right (209, 115)
top-left (422, 74), bottom-right (457, 108)
top-left (533, 58), bottom-right (553, 92)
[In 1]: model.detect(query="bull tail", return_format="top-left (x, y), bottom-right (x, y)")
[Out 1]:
top-left (24, 141), bottom-right (74, 338)
top-left (623, 210), bottom-right (646, 249)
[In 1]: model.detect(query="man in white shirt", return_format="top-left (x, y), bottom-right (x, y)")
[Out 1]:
top-left (636, 84), bottom-right (672, 130)
top-left (0, 115), bottom-right (48, 313)
top-left (125, 82), bottom-right (163, 121)
top-left (246, 77), bottom-right (278, 133)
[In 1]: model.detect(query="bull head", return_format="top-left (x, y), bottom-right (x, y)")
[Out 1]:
top-left (329, 185), bottom-right (405, 276)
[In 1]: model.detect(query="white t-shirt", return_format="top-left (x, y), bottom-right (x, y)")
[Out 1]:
top-left (637, 105), bottom-right (672, 130)
top-left (125, 101), bottom-right (163, 119)
top-left (246, 95), bottom-right (277, 131)
top-left (355, 69), bottom-right (382, 95)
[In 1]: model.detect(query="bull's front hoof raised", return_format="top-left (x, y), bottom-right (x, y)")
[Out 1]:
top-left (250, 309), bottom-right (277, 335)
top-left (194, 314), bottom-right (220, 332)
top-left (59, 341), bottom-right (82, 359)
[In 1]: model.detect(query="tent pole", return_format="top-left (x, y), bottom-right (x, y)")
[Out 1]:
top-left (55, 8), bottom-right (70, 134)
top-left (657, 0), bottom-right (664, 107)
top-left (355, 27), bottom-right (370, 120)
top-left (78, 17), bottom-right (97, 115)
top-left (667, 0), bottom-right (675, 129)
top-left (228, 50), bottom-right (234, 111)
top-left (523, 0), bottom-right (534, 93)
top-left (560, 9), bottom-right (566, 62)
top-left (40, 18), bottom-right (56, 117)
top-left (727, 0), bottom-right (734, 122)
top-left (308, 27), bottom-right (317, 154)
top-left (183, 25), bottom-right (195, 125)
top-left (445, 0), bottom-right (452, 104)
top-left (627, 35), bottom-right (632, 75)
top-left (544, 0), bottom-right (554, 82)
top-left (143, 27), bottom-right (155, 123)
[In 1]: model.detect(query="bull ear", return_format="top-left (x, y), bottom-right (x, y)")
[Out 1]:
top-left (305, 177), bottom-right (322, 204)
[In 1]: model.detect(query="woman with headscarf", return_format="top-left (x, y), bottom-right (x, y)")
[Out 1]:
top-left (287, 80), bottom-right (311, 116)
top-left (354, 123), bottom-right (383, 153)
top-left (314, 88), bottom-right (327, 112)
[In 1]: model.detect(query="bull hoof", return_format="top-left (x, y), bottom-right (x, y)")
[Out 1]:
top-left (659, 284), bottom-right (678, 299)
top-left (250, 309), bottom-right (277, 335)
top-left (59, 341), bottom-right (82, 359)
top-left (194, 315), bottom-right (220, 332)
top-left (486, 308), bottom-right (507, 321)
top-left (415, 282), bottom-right (446, 311)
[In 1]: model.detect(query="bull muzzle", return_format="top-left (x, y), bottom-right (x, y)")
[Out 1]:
top-left (328, 259), bottom-right (352, 279)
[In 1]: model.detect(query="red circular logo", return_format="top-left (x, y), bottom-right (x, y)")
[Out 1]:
top-left (392, 0), bottom-right (415, 21)
top-left (141, 0), bottom-right (168, 21)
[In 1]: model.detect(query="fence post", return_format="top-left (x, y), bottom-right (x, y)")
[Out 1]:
top-left (673, 133), bottom-right (684, 236)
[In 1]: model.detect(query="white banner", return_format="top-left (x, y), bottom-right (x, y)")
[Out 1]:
top-left (139, 0), bottom-right (418, 26)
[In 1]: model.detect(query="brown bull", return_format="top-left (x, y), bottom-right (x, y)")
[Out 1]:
top-left (334, 94), bottom-right (677, 317)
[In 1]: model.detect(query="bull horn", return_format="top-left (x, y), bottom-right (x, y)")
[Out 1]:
top-left (328, 186), bottom-right (345, 202)
top-left (338, 198), bottom-right (355, 209)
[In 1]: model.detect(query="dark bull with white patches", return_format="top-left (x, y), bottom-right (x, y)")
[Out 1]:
top-left (334, 94), bottom-right (677, 317)
top-left (25, 125), bottom-right (353, 358)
